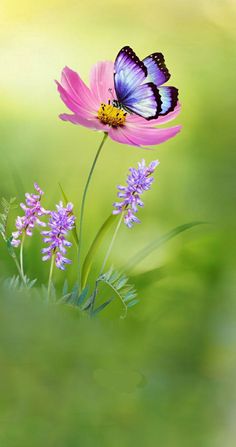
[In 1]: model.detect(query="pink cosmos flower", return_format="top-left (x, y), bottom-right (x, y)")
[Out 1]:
top-left (56, 62), bottom-right (181, 148)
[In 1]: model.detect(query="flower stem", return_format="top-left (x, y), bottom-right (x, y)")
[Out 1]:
top-left (100, 212), bottom-right (123, 275)
top-left (78, 132), bottom-right (108, 292)
top-left (90, 212), bottom-right (123, 315)
top-left (20, 232), bottom-right (25, 283)
top-left (47, 254), bottom-right (55, 302)
top-left (13, 255), bottom-right (27, 285)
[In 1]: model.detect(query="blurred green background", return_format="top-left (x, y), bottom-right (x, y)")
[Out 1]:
top-left (1, 0), bottom-right (236, 445)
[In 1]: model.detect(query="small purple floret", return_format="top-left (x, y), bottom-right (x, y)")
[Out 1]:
top-left (11, 183), bottom-right (48, 247)
top-left (41, 201), bottom-right (75, 270)
top-left (113, 159), bottom-right (159, 228)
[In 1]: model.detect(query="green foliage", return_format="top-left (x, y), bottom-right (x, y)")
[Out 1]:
top-left (59, 283), bottom-right (89, 309)
top-left (92, 297), bottom-right (114, 316)
top-left (0, 197), bottom-right (17, 242)
top-left (1, 275), bottom-right (37, 290)
top-left (81, 214), bottom-right (117, 290)
top-left (131, 266), bottom-right (165, 287)
top-left (0, 198), bottom-right (20, 263)
top-left (0, 199), bottom-right (204, 320)
top-left (53, 269), bottom-right (137, 318)
top-left (125, 221), bottom-right (205, 272)
top-left (95, 268), bottom-right (138, 318)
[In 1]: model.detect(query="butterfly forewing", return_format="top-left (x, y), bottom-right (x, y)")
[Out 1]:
top-left (114, 46), bottom-right (147, 102)
top-left (143, 53), bottom-right (170, 87)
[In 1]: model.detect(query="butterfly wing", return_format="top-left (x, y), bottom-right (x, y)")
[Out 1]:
top-left (143, 53), bottom-right (170, 86)
top-left (121, 82), bottom-right (162, 120)
top-left (158, 86), bottom-right (178, 116)
top-left (114, 46), bottom-right (161, 119)
top-left (143, 53), bottom-right (178, 115)
top-left (114, 46), bottom-right (147, 102)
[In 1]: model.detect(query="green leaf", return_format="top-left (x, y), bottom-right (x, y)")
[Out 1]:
top-left (27, 278), bottom-right (37, 288)
top-left (0, 197), bottom-right (17, 243)
top-left (81, 214), bottom-right (117, 290)
top-left (6, 236), bottom-right (16, 258)
top-left (8, 275), bottom-right (20, 289)
top-left (125, 221), bottom-right (205, 273)
top-left (30, 279), bottom-right (37, 288)
top-left (59, 285), bottom-right (89, 309)
top-left (123, 290), bottom-right (137, 303)
top-left (92, 297), bottom-right (114, 316)
top-left (76, 286), bottom-right (89, 306)
top-left (1, 274), bottom-right (36, 292)
top-left (116, 276), bottom-right (128, 290)
top-left (62, 279), bottom-right (69, 296)
top-left (58, 183), bottom-right (79, 247)
top-left (80, 297), bottom-right (92, 311)
top-left (127, 299), bottom-right (139, 308)
top-left (97, 268), bottom-right (138, 319)
top-left (57, 293), bottom-right (72, 304)
top-left (71, 282), bottom-right (79, 303)
top-left (131, 266), bottom-right (165, 287)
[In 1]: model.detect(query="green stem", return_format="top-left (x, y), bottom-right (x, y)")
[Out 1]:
top-left (20, 232), bottom-right (25, 283)
top-left (100, 212), bottom-right (123, 275)
top-left (78, 132), bottom-right (108, 292)
top-left (47, 254), bottom-right (55, 302)
top-left (13, 255), bottom-right (26, 285)
top-left (90, 212), bottom-right (123, 315)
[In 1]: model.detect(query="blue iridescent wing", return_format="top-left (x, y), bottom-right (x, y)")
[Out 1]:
top-left (158, 86), bottom-right (178, 116)
top-left (114, 46), bottom-right (161, 119)
top-left (143, 53), bottom-right (178, 115)
top-left (114, 46), bottom-right (147, 102)
top-left (143, 53), bottom-right (170, 86)
top-left (121, 82), bottom-right (162, 120)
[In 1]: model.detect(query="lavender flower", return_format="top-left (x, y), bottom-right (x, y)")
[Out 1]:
top-left (41, 202), bottom-right (75, 270)
top-left (113, 159), bottom-right (159, 228)
top-left (11, 183), bottom-right (48, 247)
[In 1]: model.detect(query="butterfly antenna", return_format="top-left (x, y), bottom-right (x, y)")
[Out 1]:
top-left (108, 88), bottom-right (115, 100)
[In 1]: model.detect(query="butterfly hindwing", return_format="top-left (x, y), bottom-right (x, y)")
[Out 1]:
top-left (158, 86), bottom-right (178, 115)
top-left (122, 82), bottom-right (162, 120)
top-left (143, 53), bottom-right (170, 87)
top-left (114, 46), bottom-right (147, 103)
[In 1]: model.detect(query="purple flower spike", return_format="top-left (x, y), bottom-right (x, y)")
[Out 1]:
top-left (41, 202), bottom-right (75, 270)
top-left (11, 183), bottom-right (48, 247)
top-left (113, 159), bottom-right (159, 228)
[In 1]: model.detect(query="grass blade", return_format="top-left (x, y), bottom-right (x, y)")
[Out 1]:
top-left (81, 214), bottom-right (117, 290)
top-left (125, 221), bottom-right (205, 273)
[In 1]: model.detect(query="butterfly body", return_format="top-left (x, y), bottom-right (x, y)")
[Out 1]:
top-left (113, 46), bottom-right (178, 120)
top-left (112, 99), bottom-right (132, 115)
top-left (112, 99), bottom-right (125, 109)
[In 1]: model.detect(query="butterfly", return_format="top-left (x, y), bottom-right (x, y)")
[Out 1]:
top-left (113, 46), bottom-right (178, 120)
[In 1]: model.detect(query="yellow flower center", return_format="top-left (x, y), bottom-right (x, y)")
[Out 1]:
top-left (97, 102), bottom-right (127, 127)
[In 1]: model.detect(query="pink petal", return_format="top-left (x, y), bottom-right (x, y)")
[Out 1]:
top-left (60, 113), bottom-right (106, 131)
top-left (109, 126), bottom-right (137, 146)
top-left (56, 81), bottom-right (94, 119)
top-left (109, 123), bottom-right (182, 147)
top-left (61, 66), bottom-right (99, 110)
top-left (90, 61), bottom-right (116, 104)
